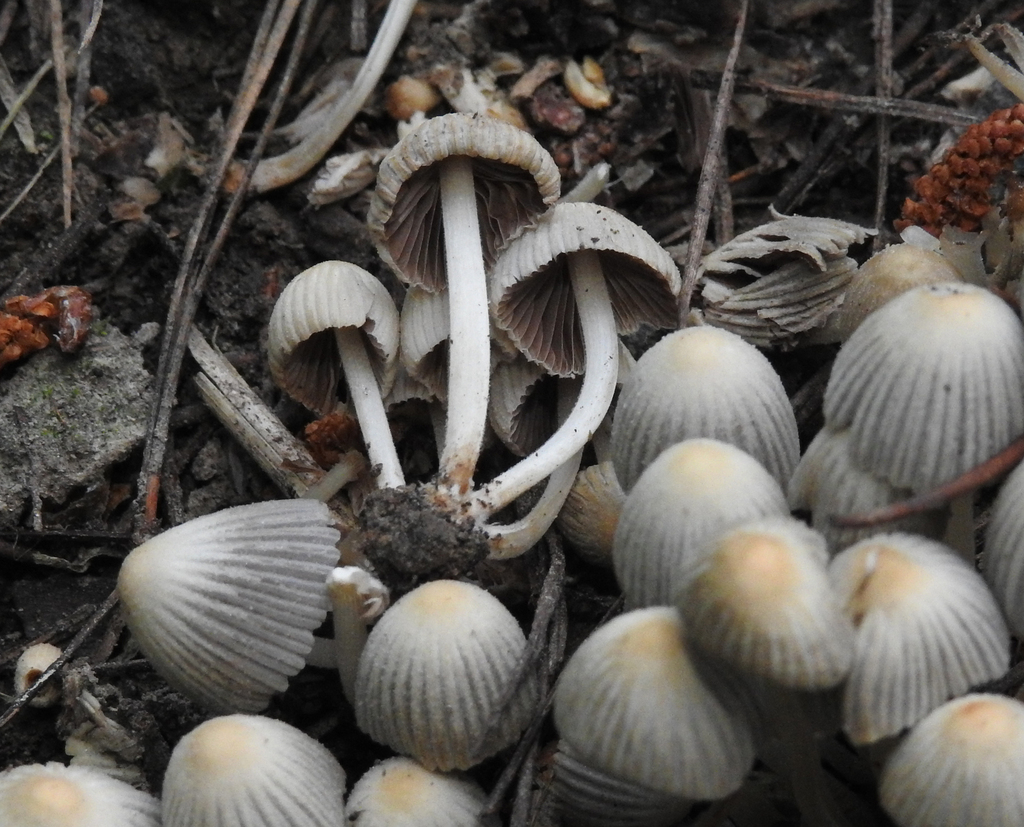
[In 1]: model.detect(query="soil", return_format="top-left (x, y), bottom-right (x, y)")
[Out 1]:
top-left (0, 0), bottom-right (1020, 823)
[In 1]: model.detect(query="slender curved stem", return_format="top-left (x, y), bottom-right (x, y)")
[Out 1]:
top-left (471, 250), bottom-right (618, 517)
top-left (437, 154), bottom-right (491, 492)
top-left (335, 327), bottom-right (404, 488)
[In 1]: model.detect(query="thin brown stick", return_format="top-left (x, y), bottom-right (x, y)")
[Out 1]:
top-left (0, 589), bottom-right (119, 729)
top-left (678, 0), bottom-right (749, 323)
top-left (70, 0), bottom-right (103, 151)
top-left (833, 434), bottom-right (1024, 529)
top-left (48, 0), bottom-right (73, 227)
top-left (873, 0), bottom-right (893, 251)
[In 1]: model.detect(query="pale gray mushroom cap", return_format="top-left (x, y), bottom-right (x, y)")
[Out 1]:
top-left (788, 426), bottom-right (947, 552)
top-left (367, 112), bottom-right (560, 288)
top-left (267, 260), bottom-right (400, 415)
top-left (677, 516), bottom-right (854, 690)
top-left (880, 694), bottom-right (1024, 827)
top-left (398, 284), bottom-right (449, 400)
top-left (553, 606), bottom-right (756, 800)
top-left (346, 757), bottom-right (499, 827)
top-left (355, 580), bottom-right (538, 771)
top-left (829, 533), bottom-right (1009, 745)
top-left (823, 282), bottom-right (1024, 491)
top-left (117, 499), bottom-right (341, 713)
top-left (162, 715), bottom-right (346, 827)
top-left (0, 762), bottom-right (160, 827)
top-left (611, 326), bottom-right (800, 492)
top-left (490, 202), bottom-right (681, 377)
top-left (984, 460), bottom-right (1024, 636)
top-left (613, 438), bottom-right (789, 608)
top-left (555, 460), bottom-right (625, 568)
top-left (488, 352), bottom-right (554, 456)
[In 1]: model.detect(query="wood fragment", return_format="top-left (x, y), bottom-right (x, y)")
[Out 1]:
top-left (48, 0), bottom-right (73, 227)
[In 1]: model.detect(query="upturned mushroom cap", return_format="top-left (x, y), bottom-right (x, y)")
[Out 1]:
top-left (267, 260), bottom-right (400, 415)
top-left (490, 202), bottom-right (681, 377)
top-left (355, 579), bottom-right (538, 771)
top-left (611, 326), bottom-right (800, 492)
top-left (346, 757), bottom-right (498, 827)
top-left (613, 439), bottom-right (789, 608)
top-left (553, 606), bottom-right (756, 800)
top-left (677, 516), bottom-right (854, 690)
top-left (162, 714), bottom-right (346, 827)
top-left (823, 282), bottom-right (1024, 491)
top-left (879, 694), bottom-right (1024, 827)
top-left (830, 533), bottom-right (1009, 744)
top-left (367, 112), bottom-right (560, 287)
top-left (117, 499), bottom-right (341, 713)
top-left (0, 762), bottom-right (159, 827)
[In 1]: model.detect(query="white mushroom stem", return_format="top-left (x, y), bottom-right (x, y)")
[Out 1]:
top-left (967, 36), bottom-right (1024, 103)
top-left (335, 327), bottom-right (404, 488)
top-left (301, 449), bottom-right (366, 503)
top-left (437, 154), bottom-right (491, 493)
top-left (251, 0), bottom-right (418, 192)
top-left (326, 567), bottom-right (390, 706)
top-left (471, 250), bottom-right (618, 516)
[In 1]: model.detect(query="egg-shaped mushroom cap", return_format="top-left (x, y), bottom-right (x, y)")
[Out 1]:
top-left (267, 260), bottom-right (400, 415)
top-left (117, 499), bottom-right (341, 713)
top-left (555, 461), bottom-right (625, 568)
top-left (355, 579), bottom-right (538, 771)
top-left (823, 282), bottom-right (1024, 491)
top-left (162, 714), bottom-right (346, 827)
top-left (346, 757), bottom-right (498, 827)
top-left (788, 426), bottom-right (947, 552)
top-left (880, 694), bottom-right (1024, 827)
top-left (614, 439), bottom-right (789, 608)
top-left (552, 743), bottom-right (692, 827)
top-left (14, 642), bottom-right (62, 708)
top-left (677, 516), bottom-right (854, 690)
top-left (611, 326), bottom-right (799, 492)
top-left (0, 762), bottom-right (159, 827)
top-left (490, 202), bottom-right (681, 377)
top-left (830, 533), bottom-right (1009, 745)
top-left (368, 112), bottom-right (560, 288)
top-left (982, 460), bottom-right (1024, 636)
top-left (553, 606), bottom-right (756, 800)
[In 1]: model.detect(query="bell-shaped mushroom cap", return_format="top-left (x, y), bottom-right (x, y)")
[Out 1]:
top-left (488, 352), bottom-right (555, 457)
top-left (611, 326), bottom-right (800, 492)
top-left (879, 694), bottom-right (1024, 827)
top-left (983, 459), bottom-right (1024, 636)
top-left (0, 762), bottom-right (159, 827)
top-left (553, 606), bottom-right (756, 800)
top-left (162, 715), bottom-right (346, 827)
top-left (823, 282), bottom-right (1024, 491)
top-left (346, 757), bottom-right (499, 827)
top-left (14, 642), bottom-right (62, 708)
top-left (677, 516), bottom-right (854, 690)
top-left (810, 242), bottom-right (962, 344)
top-left (788, 426), bottom-right (947, 552)
top-left (829, 533), bottom-right (1009, 745)
top-left (355, 579), bottom-right (538, 771)
top-left (555, 461), bottom-right (625, 568)
top-left (117, 499), bottom-right (341, 713)
top-left (552, 743), bottom-right (692, 827)
top-left (368, 112), bottom-right (560, 288)
top-left (267, 260), bottom-right (400, 415)
top-left (613, 439), bottom-right (789, 608)
top-left (490, 202), bottom-right (681, 377)
top-left (398, 285), bottom-right (449, 400)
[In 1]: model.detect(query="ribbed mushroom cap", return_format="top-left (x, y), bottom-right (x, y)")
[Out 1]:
top-left (879, 694), bottom-right (1024, 827)
top-left (398, 284), bottom-right (449, 400)
top-left (0, 762), bottom-right (160, 827)
top-left (162, 715), bottom-right (346, 827)
top-left (346, 757), bottom-right (498, 827)
top-left (553, 606), bottom-right (756, 800)
top-left (788, 426), bottom-right (947, 552)
top-left (488, 352), bottom-right (555, 456)
top-left (490, 202), bottom-right (680, 377)
top-left (367, 112), bottom-right (560, 287)
top-left (829, 533), bottom-right (1009, 745)
top-left (355, 579), bottom-right (538, 771)
top-left (823, 282), bottom-right (1024, 491)
top-left (611, 326), bottom-right (799, 492)
top-left (117, 499), bottom-right (341, 713)
top-left (613, 439), bottom-right (789, 608)
top-left (555, 461), bottom-right (625, 568)
top-left (677, 516), bottom-right (854, 690)
top-left (267, 260), bottom-right (399, 415)
top-left (985, 460), bottom-right (1024, 635)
